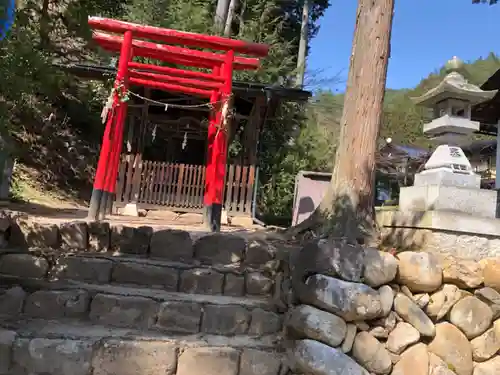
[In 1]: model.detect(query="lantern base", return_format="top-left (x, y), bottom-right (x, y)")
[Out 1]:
top-left (399, 184), bottom-right (497, 219)
top-left (414, 168), bottom-right (480, 189)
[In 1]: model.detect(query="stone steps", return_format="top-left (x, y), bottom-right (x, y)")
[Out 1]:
top-left (7, 220), bottom-right (280, 272)
top-left (0, 250), bottom-right (276, 297)
top-left (0, 219), bottom-right (287, 375)
top-left (0, 280), bottom-right (282, 337)
top-left (0, 318), bottom-right (284, 375)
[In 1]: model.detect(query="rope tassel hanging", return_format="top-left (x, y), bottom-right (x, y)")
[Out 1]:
top-left (101, 90), bottom-right (114, 124)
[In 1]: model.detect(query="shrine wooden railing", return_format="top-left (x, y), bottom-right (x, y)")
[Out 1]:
top-left (115, 155), bottom-right (256, 216)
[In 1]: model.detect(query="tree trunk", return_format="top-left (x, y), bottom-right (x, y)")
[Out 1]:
top-left (214, 0), bottom-right (231, 34)
top-left (288, 0), bottom-right (394, 244)
top-left (39, 0), bottom-right (50, 50)
top-left (223, 0), bottom-right (238, 37)
top-left (295, 0), bottom-right (309, 88)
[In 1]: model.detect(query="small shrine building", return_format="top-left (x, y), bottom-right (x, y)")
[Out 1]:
top-left (59, 62), bottom-right (310, 220)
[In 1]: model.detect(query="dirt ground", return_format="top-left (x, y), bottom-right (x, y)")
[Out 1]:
top-left (0, 200), bottom-right (264, 233)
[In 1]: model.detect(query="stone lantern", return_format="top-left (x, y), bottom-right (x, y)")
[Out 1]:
top-left (398, 57), bottom-right (499, 218)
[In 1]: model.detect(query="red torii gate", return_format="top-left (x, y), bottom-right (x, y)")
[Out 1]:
top-left (87, 17), bottom-right (269, 232)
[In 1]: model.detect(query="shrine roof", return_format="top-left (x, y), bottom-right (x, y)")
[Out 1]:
top-left (461, 139), bottom-right (497, 156)
top-left (379, 143), bottom-right (428, 160)
top-left (412, 71), bottom-right (497, 107)
top-left (54, 62), bottom-right (311, 102)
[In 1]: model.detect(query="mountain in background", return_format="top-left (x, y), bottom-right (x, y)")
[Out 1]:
top-left (307, 52), bottom-right (500, 156)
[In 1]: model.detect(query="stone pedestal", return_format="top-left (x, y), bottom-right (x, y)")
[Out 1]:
top-left (414, 169), bottom-right (480, 189)
top-left (121, 203), bottom-right (139, 217)
top-left (399, 185), bottom-right (498, 219)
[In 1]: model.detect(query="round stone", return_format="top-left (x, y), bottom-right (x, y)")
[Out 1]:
top-left (397, 252), bottom-right (442, 293)
top-left (449, 296), bottom-right (493, 339)
top-left (428, 322), bottom-right (473, 375)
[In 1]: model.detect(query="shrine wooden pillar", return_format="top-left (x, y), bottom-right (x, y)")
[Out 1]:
top-left (88, 30), bottom-right (133, 221)
top-left (204, 66), bottom-right (221, 229)
top-left (204, 51), bottom-right (234, 232)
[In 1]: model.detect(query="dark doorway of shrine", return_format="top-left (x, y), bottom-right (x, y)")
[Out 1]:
top-left (117, 84), bottom-right (261, 216)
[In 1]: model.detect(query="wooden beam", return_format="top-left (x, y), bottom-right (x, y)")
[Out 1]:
top-left (88, 16), bottom-right (270, 57)
top-left (244, 95), bottom-right (266, 165)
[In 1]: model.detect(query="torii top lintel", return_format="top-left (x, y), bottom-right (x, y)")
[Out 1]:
top-left (93, 31), bottom-right (260, 70)
top-left (88, 17), bottom-right (270, 58)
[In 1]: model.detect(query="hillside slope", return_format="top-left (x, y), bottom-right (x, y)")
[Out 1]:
top-left (306, 53), bottom-right (500, 162)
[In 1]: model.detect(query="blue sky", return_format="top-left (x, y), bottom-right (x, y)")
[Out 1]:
top-left (308, 0), bottom-right (500, 91)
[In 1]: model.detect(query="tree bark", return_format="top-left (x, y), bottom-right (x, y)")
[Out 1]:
top-left (39, 0), bottom-right (50, 50)
top-left (295, 0), bottom-right (309, 88)
top-left (288, 0), bottom-right (395, 243)
top-left (223, 0), bottom-right (238, 37)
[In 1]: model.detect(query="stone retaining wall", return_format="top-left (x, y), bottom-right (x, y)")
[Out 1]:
top-left (7, 219), bottom-right (277, 268)
top-left (0, 285), bottom-right (282, 336)
top-left (0, 334), bottom-right (283, 375)
top-left (384, 228), bottom-right (500, 261)
top-left (0, 251), bottom-right (275, 297)
top-left (286, 239), bottom-right (500, 375)
top-left (0, 216), bottom-right (291, 375)
top-left (0, 219), bottom-right (282, 298)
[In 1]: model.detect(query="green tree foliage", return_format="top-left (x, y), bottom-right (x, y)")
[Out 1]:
top-left (0, 0), bottom-right (123, 199)
top-left (264, 53), bottom-right (500, 224)
top-left (3, 0), bottom-right (494, 224)
top-left (121, 0), bottom-right (331, 221)
top-left (0, 0), bottom-right (331, 211)
top-left (305, 54), bottom-right (500, 155)
top-left (258, 91), bottom-right (342, 221)
top-left (382, 53), bottom-right (500, 147)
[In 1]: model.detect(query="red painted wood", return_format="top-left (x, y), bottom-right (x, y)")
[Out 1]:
top-left (129, 62), bottom-right (225, 82)
top-left (129, 77), bottom-right (212, 98)
top-left (204, 66), bottom-right (221, 206)
top-left (129, 70), bottom-right (223, 90)
top-left (93, 32), bottom-right (260, 70)
top-left (104, 30), bottom-right (134, 197)
top-left (98, 40), bottom-right (217, 69)
top-left (88, 17), bottom-right (269, 57)
top-left (93, 106), bottom-right (115, 190)
top-left (94, 30), bottom-right (133, 193)
top-left (210, 50), bottom-right (234, 205)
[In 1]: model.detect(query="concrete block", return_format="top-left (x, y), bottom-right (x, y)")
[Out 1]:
top-left (111, 262), bottom-right (178, 291)
top-left (0, 329), bottom-right (16, 374)
top-left (179, 268), bottom-right (223, 295)
top-left (246, 272), bottom-right (273, 295)
top-left (177, 347), bottom-right (239, 375)
top-left (248, 308), bottom-right (282, 336)
top-left (54, 256), bottom-right (113, 283)
top-left (224, 273), bottom-right (245, 297)
top-left (399, 185), bottom-right (497, 218)
top-left (92, 340), bottom-right (177, 375)
top-left (89, 294), bottom-right (158, 328)
top-left (240, 349), bottom-right (282, 375)
top-left (194, 234), bottom-right (246, 265)
top-left (10, 220), bottom-right (59, 248)
top-left (201, 305), bottom-right (250, 335)
top-left (88, 221), bottom-right (110, 252)
top-left (0, 253), bottom-right (48, 278)
top-left (24, 290), bottom-right (90, 319)
top-left (12, 338), bottom-right (93, 375)
top-left (60, 221), bottom-right (88, 250)
top-left (110, 225), bottom-right (152, 255)
top-left (156, 301), bottom-right (202, 333)
top-left (150, 229), bottom-right (193, 261)
top-left (0, 286), bottom-right (26, 315)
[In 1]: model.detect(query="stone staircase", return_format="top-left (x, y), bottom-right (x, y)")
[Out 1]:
top-left (0, 219), bottom-right (288, 375)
